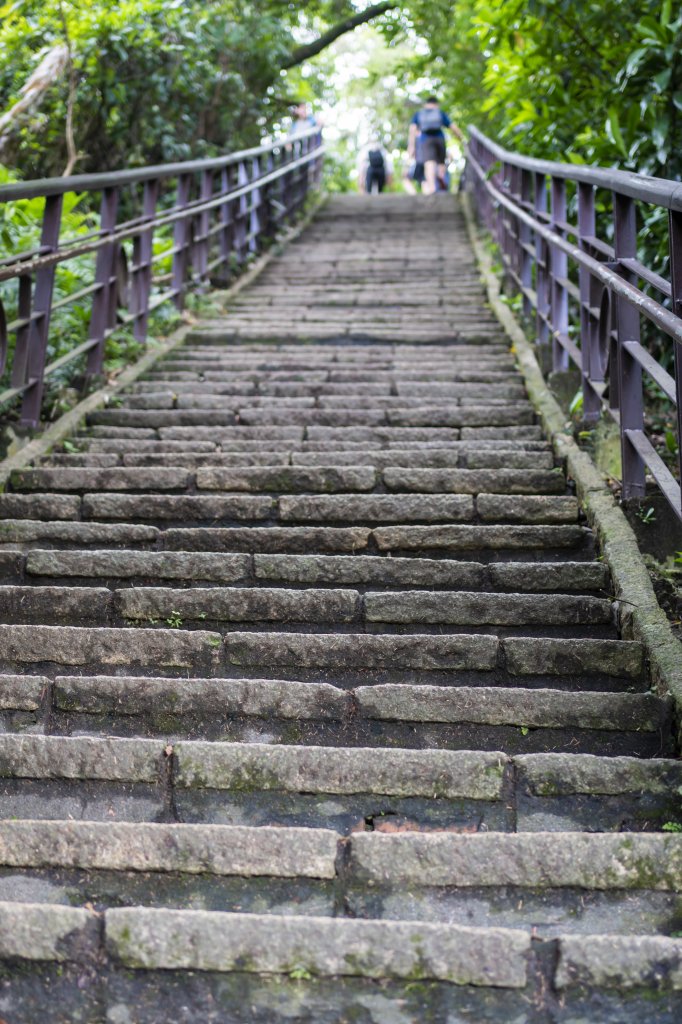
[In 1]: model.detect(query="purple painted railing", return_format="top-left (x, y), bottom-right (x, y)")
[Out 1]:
top-left (0, 128), bottom-right (323, 427)
top-left (465, 126), bottom-right (682, 521)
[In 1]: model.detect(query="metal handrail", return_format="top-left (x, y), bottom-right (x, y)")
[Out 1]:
top-left (464, 126), bottom-right (682, 521)
top-left (0, 128), bottom-right (324, 426)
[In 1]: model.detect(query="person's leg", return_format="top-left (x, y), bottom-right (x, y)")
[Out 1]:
top-left (423, 160), bottom-right (437, 195)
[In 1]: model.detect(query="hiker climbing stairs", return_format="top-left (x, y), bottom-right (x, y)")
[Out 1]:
top-left (0, 195), bottom-right (680, 1022)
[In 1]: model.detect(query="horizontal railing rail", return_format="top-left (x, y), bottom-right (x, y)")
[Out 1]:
top-left (0, 127), bottom-right (323, 427)
top-left (464, 125), bottom-right (682, 521)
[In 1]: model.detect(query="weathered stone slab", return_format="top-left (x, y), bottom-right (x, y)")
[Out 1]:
top-left (0, 734), bottom-right (163, 781)
top-left (106, 909), bottom-right (529, 985)
top-left (0, 520), bottom-right (159, 546)
top-left (196, 466), bottom-right (376, 493)
top-left (0, 675), bottom-right (46, 711)
top-left (515, 753), bottom-right (682, 797)
top-left (10, 468), bottom-right (192, 493)
top-left (0, 902), bottom-right (100, 962)
top-left (224, 632), bottom-right (499, 671)
top-left (0, 585), bottom-right (112, 624)
top-left (55, 675), bottom-right (349, 720)
top-left (0, 821), bottom-right (339, 878)
top-left (488, 562), bottom-right (610, 592)
top-left (123, 452), bottom-right (290, 468)
top-left (382, 468), bottom-right (564, 495)
top-left (174, 742), bottom-right (508, 799)
top-left (477, 494), bottom-right (578, 522)
top-left (365, 591), bottom-right (613, 625)
top-left (504, 637), bottom-right (643, 678)
top-left (279, 494), bottom-right (474, 522)
top-left (0, 625), bottom-right (221, 669)
top-left (159, 426), bottom-right (303, 441)
top-left (253, 553), bottom-right (486, 588)
top-left (348, 831), bottom-right (682, 889)
top-left (27, 550), bottom-right (251, 582)
top-left (118, 587), bottom-right (360, 623)
top-left (0, 494), bottom-right (80, 520)
top-left (556, 934), bottom-right (682, 989)
top-left (385, 404), bottom-right (534, 427)
top-left (354, 685), bottom-right (668, 731)
top-left (82, 494), bottom-right (274, 521)
top-left (373, 524), bottom-right (586, 551)
top-left (161, 527), bottom-right (371, 553)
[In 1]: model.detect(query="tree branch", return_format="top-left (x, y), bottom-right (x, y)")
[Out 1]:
top-left (281, 1), bottom-right (398, 69)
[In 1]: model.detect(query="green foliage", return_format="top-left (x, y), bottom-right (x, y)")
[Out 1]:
top-left (0, 0), bottom-right (341, 177)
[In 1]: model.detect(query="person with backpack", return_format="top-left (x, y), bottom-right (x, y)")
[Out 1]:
top-left (357, 138), bottom-right (393, 194)
top-left (408, 97), bottom-right (451, 195)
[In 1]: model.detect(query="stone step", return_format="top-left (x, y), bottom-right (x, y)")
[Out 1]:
top-left (372, 523), bottom-right (589, 554)
top-left (86, 405), bottom-right (536, 429)
top-left (0, 624), bottom-right (221, 673)
top-left (0, 519), bottom-right (160, 549)
top-left (222, 631), bottom-right (642, 685)
top-left (20, 551), bottom-right (610, 593)
top-left (0, 583), bottom-right (612, 634)
top-left (36, 674), bottom-right (671, 756)
top-left (2, 829), bottom-right (680, 940)
top-left (2, 735), bottom-right (677, 832)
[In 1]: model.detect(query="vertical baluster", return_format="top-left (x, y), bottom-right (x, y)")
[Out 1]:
top-left (578, 182), bottom-right (601, 422)
top-left (249, 156), bottom-right (261, 254)
top-left (613, 191), bottom-right (645, 498)
top-left (172, 173), bottom-right (192, 309)
top-left (550, 176), bottom-right (569, 370)
top-left (218, 165), bottom-right (234, 283)
top-left (534, 173), bottom-right (550, 355)
top-left (668, 209), bottom-right (682, 514)
top-left (520, 170), bottom-right (533, 316)
top-left (196, 170), bottom-right (213, 284)
top-left (235, 160), bottom-right (249, 263)
top-left (20, 195), bottom-right (63, 426)
top-left (86, 186), bottom-right (119, 376)
top-left (132, 179), bottom-right (158, 344)
top-left (261, 149), bottom-right (274, 241)
top-left (11, 275), bottom-right (33, 388)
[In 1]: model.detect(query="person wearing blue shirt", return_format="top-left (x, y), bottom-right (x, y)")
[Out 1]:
top-left (408, 97), bottom-right (451, 195)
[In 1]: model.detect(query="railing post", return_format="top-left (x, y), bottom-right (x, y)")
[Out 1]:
top-left (668, 209), bottom-right (682, 515)
top-left (172, 173), bottom-right (192, 309)
top-left (613, 192), bottom-right (646, 498)
top-left (218, 166), bottom-right (234, 283)
top-left (520, 170), bottom-right (533, 316)
top-left (86, 186), bottom-right (120, 376)
top-left (550, 176), bottom-right (569, 371)
top-left (577, 182), bottom-right (602, 422)
top-left (19, 194), bottom-right (63, 427)
top-left (249, 156), bottom-right (261, 254)
top-left (11, 275), bottom-right (33, 389)
top-left (534, 173), bottom-right (550, 356)
top-left (131, 179), bottom-right (158, 344)
top-left (234, 160), bottom-right (249, 263)
top-left (196, 170), bottom-right (213, 285)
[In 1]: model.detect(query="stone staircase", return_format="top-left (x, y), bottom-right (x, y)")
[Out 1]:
top-left (0, 194), bottom-right (680, 1023)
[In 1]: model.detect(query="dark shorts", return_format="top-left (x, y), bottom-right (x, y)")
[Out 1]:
top-left (422, 136), bottom-right (446, 164)
top-left (366, 168), bottom-right (386, 193)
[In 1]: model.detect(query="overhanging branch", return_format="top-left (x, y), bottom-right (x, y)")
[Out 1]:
top-left (281, 1), bottom-right (398, 69)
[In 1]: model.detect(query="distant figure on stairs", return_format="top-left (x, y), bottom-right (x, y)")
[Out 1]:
top-left (287, 101), bottom-right (319, 140)
top-left (408, 96), bottom-right (452, 195)
top-left (357, 139), bottom-right (393, 194)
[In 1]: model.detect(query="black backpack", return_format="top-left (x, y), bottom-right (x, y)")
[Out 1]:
top-left (368, 149), bottom-right (385, 170)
